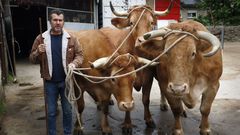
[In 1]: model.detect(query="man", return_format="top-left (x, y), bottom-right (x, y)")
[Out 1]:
top-left (29, 9), bottom-right (83, 135)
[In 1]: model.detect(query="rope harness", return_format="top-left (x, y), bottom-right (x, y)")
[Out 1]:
top-left (104, 8), bottom-right (146, 66)
top-left (64, 5), bottom-right (200, 130)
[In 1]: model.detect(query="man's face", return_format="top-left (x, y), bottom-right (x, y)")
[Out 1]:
top-left (50, 13), bottom-right (64, 34)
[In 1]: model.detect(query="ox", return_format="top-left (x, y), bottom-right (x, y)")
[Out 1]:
top-left (136, 20), bottom-right (222, 135)
top-left (100, 0), bottom-right (174, 129)
top-left (69, 29), bottom-right (156, 134)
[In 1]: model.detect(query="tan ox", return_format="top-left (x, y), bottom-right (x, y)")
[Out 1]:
top-left (69, 30), bottom-right (156, 134)
top-left (100, 0), bottom-right (174, 130)
top-left (136, 20), bottom-right (222, 135)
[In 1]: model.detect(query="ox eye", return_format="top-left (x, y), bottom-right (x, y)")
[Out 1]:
top-left (111, 78), bottom-right (116, 83)
top-left (191, 52), bottom-right (196, 59)
top-left (165, 51), bottom-right (169, 57)
top-left (150, 21), bottom-right (154, 25)
top-left (130, 21), bottom-right (134, 26)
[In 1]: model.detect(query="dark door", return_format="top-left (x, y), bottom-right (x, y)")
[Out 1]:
top-left (11, 5), bottom-right (47, 58)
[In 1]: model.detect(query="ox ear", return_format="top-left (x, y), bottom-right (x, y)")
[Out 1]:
top-left (196, 40), bottom-right (212, 53)
top-left (111, 17), bottom-right (130, 29)
top-left (135, 38), bottom-right (165, 58)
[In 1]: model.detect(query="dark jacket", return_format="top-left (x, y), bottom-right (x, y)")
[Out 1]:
top-left (29, 29), bottom-right (83, 80)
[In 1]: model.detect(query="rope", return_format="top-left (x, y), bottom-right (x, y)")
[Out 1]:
top-left (77, 54), bottom-right (136, 84)
top-left (128, 6), bottom-right (154, 16)
top-left (65, 68), bottom-right (83, 130)
top-left (104, 8), bottom-right (146, 66)
top-left (64, 33), bottom-right (189, 130)
top-left (70, 34), bottom-right (187, 81)
top-left (163, 29), bottom-right (199, 40)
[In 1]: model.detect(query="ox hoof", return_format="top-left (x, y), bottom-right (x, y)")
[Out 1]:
top-left (102, 127), bottom-right (112, 135)
top-left (122, 127), bottom-right (132, 135)
top-left (109, 99), bottom-right (114, 105)
top-left (121, 123), bottom-right (133, 134)
top-left (200, 129), bottom-right (211, 135)
top-left (146, 120), bottom-right (156, 129)
top-left (160, 104), bottom-right (168, 111)
top-left (97, 105), bottom-right (101, 110)
top-left (173, 129), bottom-right (184, 135)
top-left (73, 129), bottom-right (83, 135)
top-left (181, 110), bottom-right (187, 118)
top-left (102, 132), bottom-right (113, 135)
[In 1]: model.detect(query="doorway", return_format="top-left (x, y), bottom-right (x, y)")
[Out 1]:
top-left (11, 5), bottom-right (47, 59)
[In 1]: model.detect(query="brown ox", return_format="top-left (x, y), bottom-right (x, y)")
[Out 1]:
top-left (100, 0), bottom-right (174, 129)
top-left (136, 20), bottom-right (222, 135)
top-left (69, 30), bottom-right (156, 134)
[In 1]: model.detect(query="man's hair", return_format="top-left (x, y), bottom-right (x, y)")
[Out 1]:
top-left (48, 9), bottom-right (64, 21)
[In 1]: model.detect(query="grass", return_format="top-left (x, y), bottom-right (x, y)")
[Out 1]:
top-left (0, 101), bottom-right (6, 116)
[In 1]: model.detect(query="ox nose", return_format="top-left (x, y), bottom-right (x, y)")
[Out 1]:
top-left (118, 101), bottom-right (134, 111)
top-left (168, 82), bottom-right (188, 95)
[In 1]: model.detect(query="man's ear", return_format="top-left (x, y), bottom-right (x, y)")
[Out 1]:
top-left (111, 17), bottom-right (130, 29)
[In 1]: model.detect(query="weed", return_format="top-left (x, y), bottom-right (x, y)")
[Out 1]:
top-left (0, 101), bottom-right (6, 115)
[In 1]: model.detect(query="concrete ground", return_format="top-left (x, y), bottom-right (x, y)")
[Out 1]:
top-left (0, 42), bottom-right (240, 135)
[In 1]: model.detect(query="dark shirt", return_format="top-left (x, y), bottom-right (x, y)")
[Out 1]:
top-left (50, 34), bottom-right (66, 82)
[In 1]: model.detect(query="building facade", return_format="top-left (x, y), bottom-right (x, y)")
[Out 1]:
top-left (180, 0), bottom-right (206, 21)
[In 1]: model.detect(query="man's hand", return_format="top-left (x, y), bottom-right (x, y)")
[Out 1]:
top-left (68, 63), bottom-right (76, 70)
top-left (38, 44), bottom-right (46, 54)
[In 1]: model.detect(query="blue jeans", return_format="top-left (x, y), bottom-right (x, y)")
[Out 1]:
top-left (45, 80), bottom-right (72, 135)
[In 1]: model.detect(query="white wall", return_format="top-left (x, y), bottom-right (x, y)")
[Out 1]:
top-left (157, 20), bottom-right (178, 28)
top-left (47, 22), bottom-right (95, 31)
top-left (102, 0), bottom-right (146, 27)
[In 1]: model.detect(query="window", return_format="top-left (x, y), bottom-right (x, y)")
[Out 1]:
top-left (187, 10), bottom-right (197, 19)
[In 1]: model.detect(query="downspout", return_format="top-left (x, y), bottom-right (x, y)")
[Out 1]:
top-left (3, 0), bottom-right (17, 82)
top-left (0, 0), bottom-right (8, 85)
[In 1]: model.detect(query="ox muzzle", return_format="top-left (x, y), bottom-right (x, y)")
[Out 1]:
top-left (167, 82), bottom-right (189, 96)
top-left (118, 100), bottom-right (134, 111)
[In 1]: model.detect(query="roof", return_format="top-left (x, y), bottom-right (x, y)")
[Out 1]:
top-left (12, 0), bottom-right (47, 6)
top-left (181, 0), bottom-right (200, 5)
top-left (180, 0), bottom-right (200, 8)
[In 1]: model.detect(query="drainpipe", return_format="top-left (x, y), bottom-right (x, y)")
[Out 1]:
top-left (3, 0), bottom-right (17, 82)
top-left (0, 1), bottom-right (8, 85)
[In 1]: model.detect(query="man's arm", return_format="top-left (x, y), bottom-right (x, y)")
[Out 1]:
top-left (29, 35), bottom-right (41, 64)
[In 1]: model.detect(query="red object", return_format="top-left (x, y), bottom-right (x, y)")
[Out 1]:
top-left (155, 0), bottom-right (180, 21)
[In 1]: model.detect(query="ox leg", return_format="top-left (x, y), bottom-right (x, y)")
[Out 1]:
top-left (158, 81), bottom-right (168, 111)
top-left (122, 111), bottom-right (133, 134)
top-left (199, 83), bottom-right (219, 135)
top-left (180, 101), bottom-right (187, 118)
top-left (154, 69), bottom-right (169, 111)
top-left (100, 101), bottom-right (112, 135)
top-left (167, 97), bottom-right (184, 135)
top-left (142, 71), bottom-right (156, 128)
top-left (73, 91), bottom-right (84, 135)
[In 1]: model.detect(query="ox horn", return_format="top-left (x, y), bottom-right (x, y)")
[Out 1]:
top-left (90, 57), bottom-right (109, 69)
top-left (154, 0), bottom-right (174, 16)
top-left (110, 1), bottom-right (129, 17)
top-left (138, 57), bottom-right (159, 66)
top-left (197, 31), bottom-right (221, 57)
top-left (143, 27), bottom-right (170, 40)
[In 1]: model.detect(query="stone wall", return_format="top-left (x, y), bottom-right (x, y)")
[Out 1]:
top-left (208, 26), bottom-right (240, 42)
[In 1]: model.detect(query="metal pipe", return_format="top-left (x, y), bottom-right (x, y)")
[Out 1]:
top-left (0, 1), bottom-right (8, 85)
